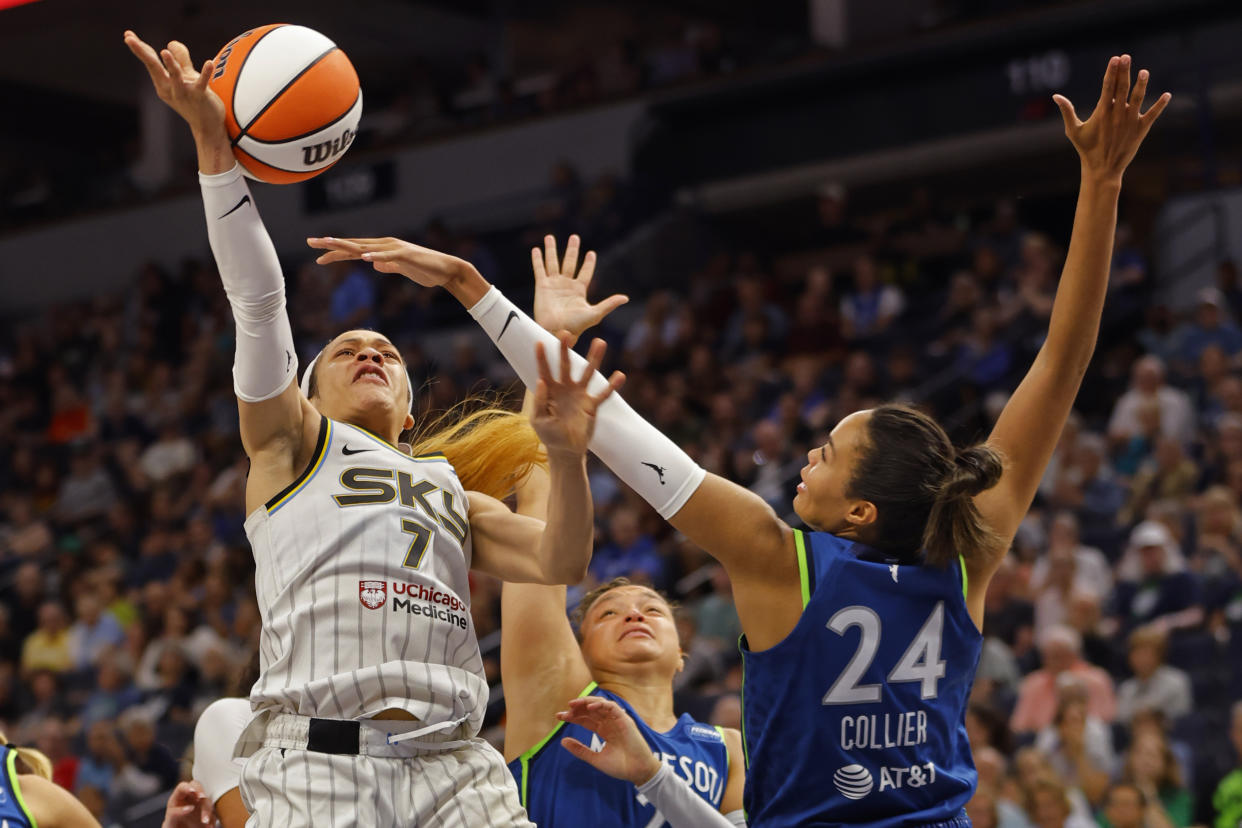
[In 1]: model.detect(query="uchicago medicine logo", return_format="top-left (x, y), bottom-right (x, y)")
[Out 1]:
top-left (359, 580), bottom-right (387, 609)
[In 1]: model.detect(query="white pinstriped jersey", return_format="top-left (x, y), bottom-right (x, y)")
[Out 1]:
top-left (244, 416), bottom-right (487, 734)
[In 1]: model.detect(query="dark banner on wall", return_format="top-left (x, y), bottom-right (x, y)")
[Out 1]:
top-left (303, 160), bottom-right (397, 215)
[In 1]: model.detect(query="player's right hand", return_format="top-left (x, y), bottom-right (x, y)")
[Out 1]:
top-left (161, 780), bottom-right (214, 827)
top-left (557, 696), bottom-right (662, 787)
top-left (531, 334), bottom-right (624, 458)
top-left (306, 236), bottom-right (475, 289)
top-left (124, 31), bottom-right (226, 138)
top-left (531, 234), bottom-right (628, 343)
top-left (1051, 55), bottom-right (1170, 182)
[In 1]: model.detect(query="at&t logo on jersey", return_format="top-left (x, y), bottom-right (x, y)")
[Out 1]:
top-left (359, 580), bottom-right (387, 609)
top-left (834, 764), bottom-right (874, 799)
top-left (834, 761), bottom-right (939, 799)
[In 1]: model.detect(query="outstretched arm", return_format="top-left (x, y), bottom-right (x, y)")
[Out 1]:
top-left (306, 235), bottom-right (802, 649)
top-left (469, 336), bottom-right (623, 586)
top-left (972, 57), bottom-right (1170, 595)
top-left (500, 393), bottom-right (595, 762)
top-left (125, 32), bottom-right (315, 512)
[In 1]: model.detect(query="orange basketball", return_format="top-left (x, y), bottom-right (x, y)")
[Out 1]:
top-left (208, 24), bottom-right (362, 185)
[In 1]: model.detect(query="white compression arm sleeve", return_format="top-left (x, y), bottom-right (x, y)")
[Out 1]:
top-left (468, 286), bottom-right (705, 519)
top-left (636, 764), bottom-right (746, 827)
top-left (200, 165), bottom-right (298, 402)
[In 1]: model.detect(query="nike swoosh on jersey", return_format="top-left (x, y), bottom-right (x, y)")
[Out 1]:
top-left (218, 194), bottom-right (251, 219)
top-left (341, 445), bottom-right (376, 456)
top-left (498, 310), bottom-right (519, 340)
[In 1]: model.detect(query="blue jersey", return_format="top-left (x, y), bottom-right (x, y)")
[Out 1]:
top-left (0, 746), bottom-right (36, 828)
top-left (510, 683), bottom-right (731, 827)
top-left (741, 529), bottom-right (981, 828)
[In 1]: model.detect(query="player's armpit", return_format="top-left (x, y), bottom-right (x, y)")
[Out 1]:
top-left (668, 474), bottom-right (803, 652)
top-left (19, 773), bottom-right (103, 828)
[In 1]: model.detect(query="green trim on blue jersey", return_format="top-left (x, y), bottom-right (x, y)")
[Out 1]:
top-left (715, 725), bottom-right (729, 773)
top-left (794, 530), bottom-right (811, 608)
top-left (958, 553), bottom-right (968, 601)
top-left (7, 748), bottom-right (38, 828)
top-left (518, 681), bottom-right (598, 808)
top-left (739, 645), bottom-right (750, 770)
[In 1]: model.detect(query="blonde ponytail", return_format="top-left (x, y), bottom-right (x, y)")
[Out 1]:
top-left (0, 730), bottom-right (53, 780)
top-left (406, 394), bottom-right (545, 501)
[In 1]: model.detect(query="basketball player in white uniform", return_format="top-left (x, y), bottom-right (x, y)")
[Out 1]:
top-left (124, 32), bottom-right (623, 827)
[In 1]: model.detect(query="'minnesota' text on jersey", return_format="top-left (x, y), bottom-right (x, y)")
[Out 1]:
top-left (741, 530), bottom-right (981, 828)
top-left (244, 417), bottom-right (486, 733)
top-left (511, 684), bottom-right (731, 827)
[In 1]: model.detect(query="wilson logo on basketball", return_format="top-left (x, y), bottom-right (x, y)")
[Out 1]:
top-left (359, 579), bottom-right (387, 610)
top-left (302, 128), bottom-right (356, 167)
top-left (210, 29), bottom-right (253, 80)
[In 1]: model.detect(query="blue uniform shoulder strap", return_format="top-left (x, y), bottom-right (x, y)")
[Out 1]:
top-left (515, 681), bottom-right (599, 808)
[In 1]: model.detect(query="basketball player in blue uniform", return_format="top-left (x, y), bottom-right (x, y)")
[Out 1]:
top-left (312, 55), bottom-right (1169, 826)
top-left (0, 733), bottom-right (99, 827)
top-left (500, 342), bottom-right (743, 826)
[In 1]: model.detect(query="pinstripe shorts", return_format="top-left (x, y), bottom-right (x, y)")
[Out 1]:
top-left (239, 714), bottom-right (533, 827)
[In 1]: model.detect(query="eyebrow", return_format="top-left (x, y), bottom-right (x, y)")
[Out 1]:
top-left (594, 591), bottom-right (664, 611)
top-left (334, 337), bottom-right (401, 359)
top-left (824, 434), bottom-right (836, 460)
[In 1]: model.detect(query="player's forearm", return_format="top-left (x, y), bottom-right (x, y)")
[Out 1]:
top-left (1041, 174), bottom-right (1122, 375)
top-left (514, 391), bottom-right (552, 519)
top-left (199, 166), bottom-right (297, 402)
top-left (443, 262), bottom-right (492, 309)
top-left (636, 764), bottom-right (745, 827)
top-left (535, 450), bottom-right (593, 583)
top-left (467, 286), bottom-right (705, 520)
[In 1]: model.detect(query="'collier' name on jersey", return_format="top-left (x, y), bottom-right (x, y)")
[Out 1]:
top-left (840, 710), bottom-right (928, 751)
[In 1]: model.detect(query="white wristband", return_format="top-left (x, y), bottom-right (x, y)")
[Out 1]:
top-left (468, 286), bottom-right (705, 519)
top-left (635, 763), bottom-right (741, 827)
top-left (200, 165), bottom-right (297, 403)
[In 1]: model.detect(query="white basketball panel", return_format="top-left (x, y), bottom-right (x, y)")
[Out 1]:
top-left (233, 25), bottom-right (338, 129)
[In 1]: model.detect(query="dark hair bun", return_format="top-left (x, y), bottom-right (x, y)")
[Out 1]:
top-left (942, 445), bottom-right (1004, 499)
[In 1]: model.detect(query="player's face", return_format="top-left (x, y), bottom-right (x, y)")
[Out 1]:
top-left (314, 330), bottom-right (414, 435)
top-left (579, 586), bottom-right (681, 678)
top-left (793, 410), bottom-right (874, 534)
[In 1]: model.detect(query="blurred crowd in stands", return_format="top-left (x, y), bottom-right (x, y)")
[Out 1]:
top-left (2, 153), bottom-right (1242, 828)
top-left (0, 0), bottom-right (1080, 230)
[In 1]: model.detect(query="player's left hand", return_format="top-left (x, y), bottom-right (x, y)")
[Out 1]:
top-left (530, 334), bottom-right (624, 457)
top-left (557, 696), bottom-right (662, 787)
top-left (306, 236), bottom-right (473, 289)
top-left (161, 780), bottom-right (214, 827)
top-left (532, 234), bottom-right (628, 343)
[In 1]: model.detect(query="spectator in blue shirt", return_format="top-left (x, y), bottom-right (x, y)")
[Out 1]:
top-left (1111, 521), bottom-right (1204, 636)
top-left (80, 660), bottom-right (142, 728)
top-left (1174, 287), bottom-right (1242, 373)
top-left (75, 719), bottom-right (123, 795)
top-left (69, 593), bottom-right (124, 672)
top-left (587, 505), bottom-right (665, 590)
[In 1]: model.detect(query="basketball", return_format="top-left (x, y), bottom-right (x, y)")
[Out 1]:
top-left (207, 24), bottom-right (362, 184)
